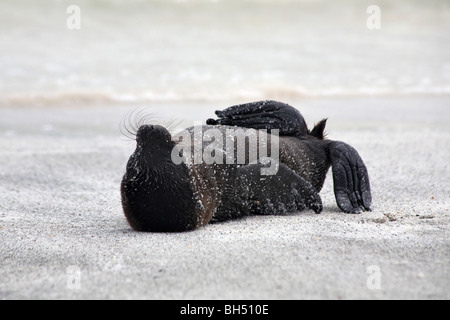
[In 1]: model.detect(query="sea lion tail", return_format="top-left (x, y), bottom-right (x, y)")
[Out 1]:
top-left (309, 118), bottom-right (328, 140)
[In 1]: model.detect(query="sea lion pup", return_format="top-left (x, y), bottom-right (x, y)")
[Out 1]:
top-left (121, 100), bottom-right (372, 232)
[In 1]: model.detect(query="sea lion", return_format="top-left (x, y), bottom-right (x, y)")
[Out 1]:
top-left (121, 100), bottom-right (372, 232)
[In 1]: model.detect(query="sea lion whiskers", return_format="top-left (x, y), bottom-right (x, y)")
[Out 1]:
top-left (121, 109), bottom-right (184, 142)
top-left (120, 109), bottom-right (144, 141)
top-left (135, 110), bottom-right (155, 129)
top-left (119, 117), bottom-right (135, 142)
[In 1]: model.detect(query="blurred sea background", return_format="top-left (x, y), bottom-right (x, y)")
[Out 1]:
top-left (0, 0), bottom-right (449, 107)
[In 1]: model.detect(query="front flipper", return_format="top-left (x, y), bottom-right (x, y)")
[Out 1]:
top-left (212, 162), bottom-right (322, 222)
top-left (206, 100), bottom-right (309, 136)
top-left (329, 141), bottom-right (372, 213)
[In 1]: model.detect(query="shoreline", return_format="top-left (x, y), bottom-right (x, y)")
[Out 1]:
top-left (1, 92), bottom-right (450, 110)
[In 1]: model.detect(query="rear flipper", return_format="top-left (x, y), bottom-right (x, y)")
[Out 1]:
top-left (206, 100), bottom-right (310, 136)
top-left (212, 162), bottom-right (322, 222)
top-left (329, 141), bottom-right (372, 213)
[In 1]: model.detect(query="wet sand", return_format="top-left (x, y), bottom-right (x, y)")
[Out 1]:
top-left (0, 96), bottom-right (449, 299)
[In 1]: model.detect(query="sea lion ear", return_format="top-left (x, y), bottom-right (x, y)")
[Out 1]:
top-left (310, 118), bottom-right (327, 140)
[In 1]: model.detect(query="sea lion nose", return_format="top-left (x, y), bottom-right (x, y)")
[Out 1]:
top-left (136, 125), bottom-right (154, 138)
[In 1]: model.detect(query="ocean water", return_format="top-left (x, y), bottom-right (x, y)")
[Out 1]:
top-left (0, 0), bottom-right (449, 106)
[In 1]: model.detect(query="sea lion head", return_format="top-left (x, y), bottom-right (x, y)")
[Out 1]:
top-left (136, 124), bottom-right (172, 147)
top-left (121, 124), bottom-right (197, 232)
top-left (135, 124), bottom-right (174, 159)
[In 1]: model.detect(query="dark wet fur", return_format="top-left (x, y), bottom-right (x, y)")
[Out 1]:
top-left (121, 125), bottom-right (197, 232)
top-left (121, 100), bottom-right (372, 232)
top-left (207, 100), bottom-right (371, 213)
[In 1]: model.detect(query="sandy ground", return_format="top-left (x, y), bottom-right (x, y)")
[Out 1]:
top-left (0, 96), bottom-right (449, 300)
